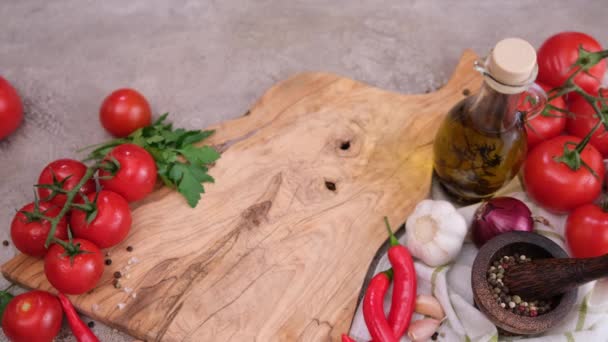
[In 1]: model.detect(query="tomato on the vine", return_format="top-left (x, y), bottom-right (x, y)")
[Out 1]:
top-left (518, 82), bottom-right (567, 149)
top-left (10, 202), bottom-right (68, 257)
top-left (1, 290), bottom-right (62, 342)
top-left (0, 76), bottom-right (23, 140)
top-left (566, 204), bottom-right (608, 258)
top-left (566, 88), bottom-right (608, 157)
top-left (37, 159), bottom-right (96, 206)
top-left (100, 88), bottom-right (151, 137)
top-left (44, 238), bottom-right (104, 295)
top-left (523, 135), bottom-right (604, 213)
top-left (99, 143), bottom-right (157, 202)
top-left (71, 190), bottom-right (132, 248)
top-left (537, 32), bottom-right (605, 95)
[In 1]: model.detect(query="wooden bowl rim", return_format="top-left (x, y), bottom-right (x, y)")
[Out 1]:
top-left (471, 232), bottom-right (577, 335)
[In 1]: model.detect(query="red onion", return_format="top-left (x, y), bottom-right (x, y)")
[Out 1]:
top-left (472, 197), bottom-right (533, 247)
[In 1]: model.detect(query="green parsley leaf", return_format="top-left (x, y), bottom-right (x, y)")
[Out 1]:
top-left (0, 291), bottom-right (14, 319)
top-left (176, 130), bottom-right (215, 148)
top-left (83, 113), bottom-right (218, 207)
top-left (168, 163), bottom-right (206, 207)
top-left (178, 145), bottom-right (220, 165)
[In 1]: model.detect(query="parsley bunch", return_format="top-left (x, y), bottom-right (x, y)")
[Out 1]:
top-left (85, 114), bottom-right (219, 207)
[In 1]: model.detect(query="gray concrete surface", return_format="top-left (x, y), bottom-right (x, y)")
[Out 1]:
top-left (1, 1), bottom-right (606, 341)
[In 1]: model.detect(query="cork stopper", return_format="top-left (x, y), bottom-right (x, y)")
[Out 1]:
top-left (487, 38), bottom-right (537, 86)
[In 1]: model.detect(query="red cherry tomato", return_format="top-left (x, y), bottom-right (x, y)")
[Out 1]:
top-left (10, 202), bottom-right (68, 257)
top-left (566, 88), bottom-right (608, 157)
top-left (44, 238), bottom-right (104, 295)
top-left (100, 88), bottom-right (151, 137)
top-left (537, 32), bottom-right (605, 95)
top-left (0, 76), bottom-right (23, 140)
top-left (37, 159), bottom-right (96, 207)
top-left (523, 135), bottom-right (604, 213)
top-left (99, 144), bottom-right (157, 202)
top-left (566, 204), bottom-right (608, 258)
top-left (518, 83), bottom-right (567, 149)
top-left (71, 190), bottom-right (132, 248)
top-left (1, 290), bottom-right (62, 342)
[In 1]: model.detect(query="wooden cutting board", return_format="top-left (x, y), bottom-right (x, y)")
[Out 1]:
top-left (2, 50), bottom-right (482, 341)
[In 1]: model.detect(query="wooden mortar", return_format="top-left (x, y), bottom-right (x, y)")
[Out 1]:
top-left (471, 232), bottom-right (577, 335)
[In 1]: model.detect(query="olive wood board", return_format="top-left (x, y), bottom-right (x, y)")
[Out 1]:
top-left (2, 50), bottom-right (482, 341)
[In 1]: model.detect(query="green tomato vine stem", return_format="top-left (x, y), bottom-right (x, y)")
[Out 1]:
top-left (546, 48), bottom-right (608, 175)
top-left (43, 165), bottom-right (98, 248)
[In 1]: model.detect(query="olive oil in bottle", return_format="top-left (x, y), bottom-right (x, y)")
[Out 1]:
top-left (433, 38), bottom-right (546, 203)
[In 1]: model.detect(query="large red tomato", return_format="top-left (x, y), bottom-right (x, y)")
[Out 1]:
top-left (10, 202), bottom-right (68, 257)
top-left (518, 82), bottom-right (567, 149)
top-left (566, 204), bottom-right (608, 258)
top-left (100, 88), bottom-right (151, 137)
top-left (99, 144), bottom-right (157, 202)
top-left (537, 32), bottom-right (605, 95)
top-left (37, 159), bottom-right (96, 206)
top-left (1, 291), bottom-right (62, 342)
top-left (523, 135), bottom-right (604, 213)
top-left (566, 88), bottom-right (608, 157)
top-left (0, 76), bottom-right (23, 140)
top-left (71, 190), bottom-right (132, 248)
top-left (44, 238), bottom-right (104, 295)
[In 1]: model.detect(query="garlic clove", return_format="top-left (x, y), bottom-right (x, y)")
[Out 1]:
top-left (407, 318), bottom-right (441, 342)
top-left (433, 200), bottom-right (457, 216)
top-left (415, 295), bottom-right (445, 320)
top-left (414, 200), bottom-right (435, 214)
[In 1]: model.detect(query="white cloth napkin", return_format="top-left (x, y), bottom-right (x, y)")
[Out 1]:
top-left (349, 192), bottom-right (608, 342)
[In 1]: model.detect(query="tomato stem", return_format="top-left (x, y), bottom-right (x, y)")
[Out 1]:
top-left (575, 120), bottom-right (601, 154)
top-left (19, 195), bottom-right (54, 223)
top-left (98, 157), bottom-right (120, 175)
top-left (548, 84), bottom-right (578, 101)
top-left (44, 166), bottom-right (98, 248)
top-left (600, 201), bottom-right (608, 213)
top-left (575, 47), bottom-right (608, 72)
top-left (548, 48), bottom-right (608, 179)
top-left (76, 139), bottom-right (126, 154)
top-left (53, 232), bottom-right (90, 266)
top-left (554, 121), bottom-right (601, 178)
top-left (34, 170), bottom-right (73, 202)
top-left (52, 237), bottom-right (71, 251)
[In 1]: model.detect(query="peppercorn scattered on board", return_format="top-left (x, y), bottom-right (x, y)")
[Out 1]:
top-left (2, 50), bottom-right (482, 341)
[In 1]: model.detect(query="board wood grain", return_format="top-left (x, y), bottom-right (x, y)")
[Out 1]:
top-left (3, 50), bottom-right (482, 341)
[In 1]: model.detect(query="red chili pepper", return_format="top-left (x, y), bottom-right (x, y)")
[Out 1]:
top-left (57, 293), bottom-right (100, 342)
top-left (341, 333), bottom-right (356, 342)
top-left (385, 217), bottom-right (417, 339)
top-left (363, 272), bottom-right (397, 342)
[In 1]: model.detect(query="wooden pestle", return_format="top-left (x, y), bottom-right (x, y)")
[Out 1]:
top-left (503, 254), bottom-right (608, 299)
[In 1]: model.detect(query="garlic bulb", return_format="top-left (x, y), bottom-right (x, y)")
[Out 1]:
top-left (405, 200), bottom-right (467, 266)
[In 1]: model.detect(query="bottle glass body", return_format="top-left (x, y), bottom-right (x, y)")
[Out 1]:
top-left (433, 82), bottom-right (534, 203)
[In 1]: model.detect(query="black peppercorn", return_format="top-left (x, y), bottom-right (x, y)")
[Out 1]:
top-left (88, 321), bottom-right (95, 328)
top-left (113, 271), bottom-right (122, 279)
top-left (431, 332), bottom-right (439, 340)
top-left (487, 254), bottom-right (554, 317)
top-left (105, 259), bottom-right (112, 265)
top-left (2, 240), bottom-right (9, 246)
top-left (126, 246), bottom-right (133, 252)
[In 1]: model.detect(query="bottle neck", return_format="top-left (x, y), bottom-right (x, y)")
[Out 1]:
top-left (469, 81), bottom-right (523, 133)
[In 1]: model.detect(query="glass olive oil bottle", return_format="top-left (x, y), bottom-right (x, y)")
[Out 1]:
top-left (433, 38), bottom-right (546, 203)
